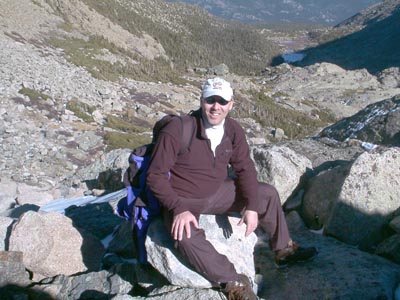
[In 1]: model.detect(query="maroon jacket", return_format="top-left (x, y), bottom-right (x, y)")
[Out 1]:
top-left (146, 109), bottom-right (259, 215)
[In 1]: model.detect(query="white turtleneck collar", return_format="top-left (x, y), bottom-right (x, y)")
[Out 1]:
top-left (202, 116), bottom-right (225, 156)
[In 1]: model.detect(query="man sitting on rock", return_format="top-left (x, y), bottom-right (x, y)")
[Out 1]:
top-left (147, 77), bottom-right (317, 300)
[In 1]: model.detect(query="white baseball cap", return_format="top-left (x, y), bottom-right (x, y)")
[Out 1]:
top-left (201, 77), bottom-right (233, 101)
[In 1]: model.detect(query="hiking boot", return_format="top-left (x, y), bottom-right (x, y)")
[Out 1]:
top-left (221, 274), bottom-right (258, 300)
top-left (275, 240), bottom-right (318, 268)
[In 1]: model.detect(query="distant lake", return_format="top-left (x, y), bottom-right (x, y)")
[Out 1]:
top-left (282, 52), bottom-right (306, 63)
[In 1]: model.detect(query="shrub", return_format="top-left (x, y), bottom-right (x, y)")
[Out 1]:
top-left (104, 132), bottom-right (151, 151)
top-left (233, 90), bottom-right (337, 139)
top-left (66, 100), bottom-right (96, 123)
top-left (48, 35), bottom-right (185, 83)
top-left (18, 87), bottom-right (50, 101)
top-left (104, 115), bottom-right (149, 133)
top-left (102, 111), bottom-right (155, 151)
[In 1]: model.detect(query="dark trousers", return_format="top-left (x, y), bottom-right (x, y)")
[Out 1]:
top-left (166, 179), bottom-right (291, 284)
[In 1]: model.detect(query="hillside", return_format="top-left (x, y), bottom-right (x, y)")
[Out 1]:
top-left (56, 0), bottom-right (286, 76)
top-left (293, 0), bottom-right (400, 74)
top-left (1, 0), bottom-right (399, 172)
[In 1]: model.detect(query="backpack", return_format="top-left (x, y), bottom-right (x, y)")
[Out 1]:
top-left (115, 114), bottom-right (195, 264)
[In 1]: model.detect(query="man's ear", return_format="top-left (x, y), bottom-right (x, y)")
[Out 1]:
top-left (228, 100), bottom-right (234, 110)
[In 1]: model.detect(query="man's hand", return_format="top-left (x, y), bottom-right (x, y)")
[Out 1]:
top-left (172, 211), bottom-right (199, 241)
top-left (238, 209), bottom-right (258, 237)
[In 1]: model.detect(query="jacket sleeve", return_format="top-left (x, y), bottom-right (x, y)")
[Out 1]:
top-left (146, 118), bottom-right (183, 213)
top-left (228, 120), bottom-right (260, 212)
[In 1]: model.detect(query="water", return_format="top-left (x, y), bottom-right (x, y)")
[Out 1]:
top-left (282, 52), bottom-right (306, 63)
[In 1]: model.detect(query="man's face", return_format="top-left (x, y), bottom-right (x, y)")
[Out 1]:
top-left (201, 96), bottom-right (234, 126)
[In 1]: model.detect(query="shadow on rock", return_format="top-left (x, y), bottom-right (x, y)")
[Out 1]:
top-left (282, 10), bottom-right (400, 75)
top-left (0, 284), bottom-right (54, 300)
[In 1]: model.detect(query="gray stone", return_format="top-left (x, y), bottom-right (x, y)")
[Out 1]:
top-left (112, 295), bottom-right (136, 300)
top-left (0, 251), bottom-right (30, 287)
top-left (318, 95), bottom-right (400, 146)
top-left (302, 148), bottom-right (400, 250)
top-left (252, 145), bottom-right (312, 204)
top-left (36, 269), bottom-right (133, 300)
top-left (194, 67), bottom-right (208, 75)
top-left (146, 287), bottom-right (226, 300)
top-left (110, 262), bottom-right (169, 291)
top-left (378, 67), bottom-right (400, 88)
top-left (9, 211), bottom-right (105, 277)
top-left (325, 148), bottom-right (400, 249)
top-left (16, 183), bottom-right (55, 207)
top-left (282, 137), bottom-right (363, 169)
top-left (146, 215), bottom-right (257, 288)
top-left (301, 163), bottom-right (351, 229)
top-left (273, 127), bottom-right (285, 140)
top-left (210, 63), bottom-right (229, 76)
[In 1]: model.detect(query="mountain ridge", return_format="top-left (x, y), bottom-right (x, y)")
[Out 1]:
top-left (294, 0), bottom-right (400, 74)
top-left (167, 0), bottom-right (381, 25)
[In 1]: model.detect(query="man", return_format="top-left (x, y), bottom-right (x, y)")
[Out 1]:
top-left (147, 77), bottom-right (317, 300)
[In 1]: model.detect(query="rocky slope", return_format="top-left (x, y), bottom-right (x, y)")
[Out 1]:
top-left (296, 0), bottom-right (400, 74)
top-left (0, 1), bottom-right (400, 300)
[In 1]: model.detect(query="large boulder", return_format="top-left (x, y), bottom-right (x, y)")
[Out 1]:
top-left (302, 147), bottom-right (400, 250)
top-left (300, 162), bottom-right (351, 229)
top-left (8, 211), bottom-right (105, 277)
top-left (34, 269), bottom-right (133, 300)
top-left (318, 95), bottom-right (400, 146)
top-left (146, 214), bottom-right (257, 289)
top-left (378, 67), bottom-right (400, 88)
top-left (252, 145), bottom-right (312, 204)
top-left (209, 63), bottom-right (229, 76)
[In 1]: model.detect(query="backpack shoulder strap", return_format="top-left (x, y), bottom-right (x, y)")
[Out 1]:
top-left (178, 115), bottom-right (195, 155)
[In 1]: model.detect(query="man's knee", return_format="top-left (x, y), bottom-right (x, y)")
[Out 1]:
top-left (258, 182), bottom-right (282, 210)
top-left (258, 182), bottom-right (279, 197)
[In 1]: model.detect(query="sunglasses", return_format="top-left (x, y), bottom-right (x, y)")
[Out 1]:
top-left (204, 96), bottom-right (230, 106)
